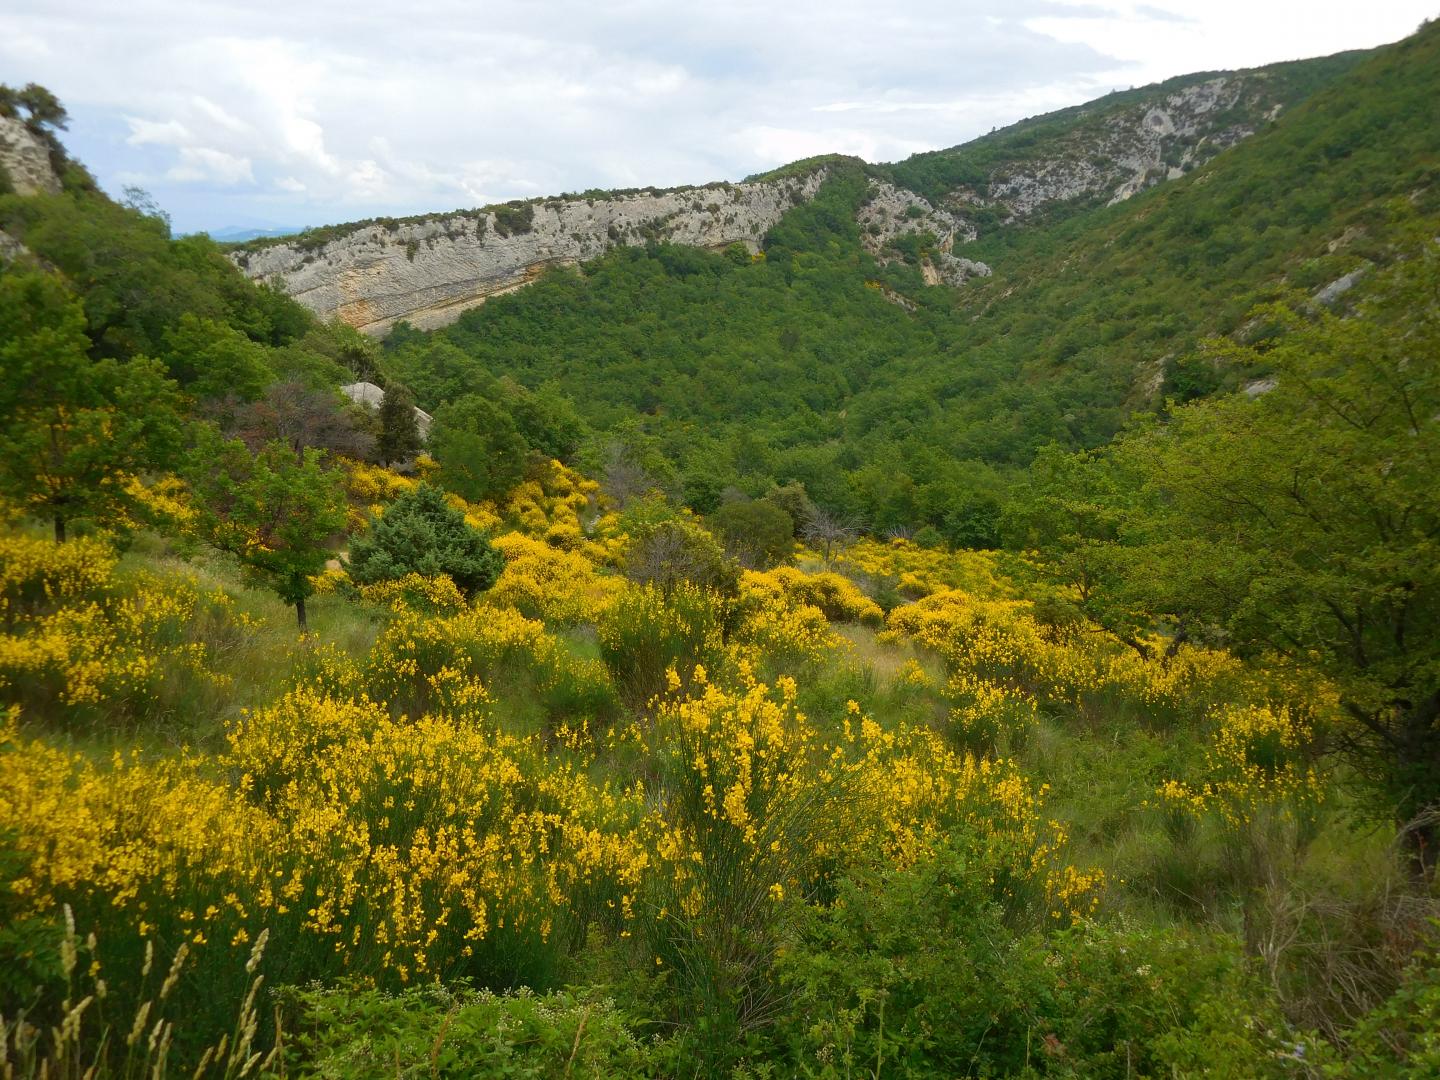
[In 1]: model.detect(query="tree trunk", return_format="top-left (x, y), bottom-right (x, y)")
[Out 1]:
top-left (1396, 691), bottom-right (1440, 882)
top-left (53, 515), bottom-right (66, 543)
top-left (296, 595), bottom-right (308, 634)
top-left (1402, 818), bottom-right (1438, 882)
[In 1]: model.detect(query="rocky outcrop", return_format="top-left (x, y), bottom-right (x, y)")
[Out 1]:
top-left (0, 115), bottom-right (62, 196)
top-left (940, 73), bottom-right (1285, 225)
top-left (858, 179), bottom-right (991, 285)
top-left (234, 172), bottom-right (826, 335)
top-left (0, 228), bottom-right (31, 263)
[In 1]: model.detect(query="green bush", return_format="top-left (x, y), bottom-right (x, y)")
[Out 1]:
top-left (280, 983), bottom-right (668, 1078)
top-left (772, 839), bottom-right (1297, 1077)
top-left (348, 484), bottom-right (503, 597)
top-left (598, 582), bottom-right (725, 705)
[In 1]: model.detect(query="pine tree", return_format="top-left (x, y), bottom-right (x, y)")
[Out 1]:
top-left (377, 382), bottom-right (422, 466)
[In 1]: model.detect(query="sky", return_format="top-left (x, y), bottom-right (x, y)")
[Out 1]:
top-left (2, 1), bottom-right (1433, 235)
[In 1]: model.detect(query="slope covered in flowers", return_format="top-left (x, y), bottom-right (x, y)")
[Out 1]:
top-left (0, 460), bottom-right (1429, 1077)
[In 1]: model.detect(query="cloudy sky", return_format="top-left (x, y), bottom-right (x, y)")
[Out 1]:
top-left (3, 1), bottom-right (1432, 234)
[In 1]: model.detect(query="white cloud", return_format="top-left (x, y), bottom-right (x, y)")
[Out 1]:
top-left (166, 146), bottom-right (255, 185)
top-left (0, 0), bottom-right (1432, 232)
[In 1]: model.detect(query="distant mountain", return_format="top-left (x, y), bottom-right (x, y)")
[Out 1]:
top-left (205, 225), bottom-right (303, 243)
top-left (212, 22), bottom-right (1440, 537)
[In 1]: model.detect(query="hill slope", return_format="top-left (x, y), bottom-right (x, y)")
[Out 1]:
top-left (364, 23), bottom-right (1437, 539)
top-left (233, 47), bottom-right (1370, 334)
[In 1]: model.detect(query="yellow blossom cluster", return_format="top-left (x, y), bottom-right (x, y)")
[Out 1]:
top-left (1158, 702), bottom-right (1322, 826)
top-left (355, 572), bottom-right (469, 612)
top-left (0, 532), bottom-right (116, 619)
top-left (498, 460), bottom-right (599, 538)
top-left (740, 566), bottom-right (884, 627)
top-left (639, 668), bottom-right (1102, 928)
top-left (489, 533), bottom-right (622, 625)
top-left (0, 540), bottom-right (230, 717)
top-left (886, 588), bottom-right (1246, 728)
top-left (815, 538), bottom-right (1010, 600)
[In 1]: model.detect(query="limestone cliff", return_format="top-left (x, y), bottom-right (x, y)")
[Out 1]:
top-left (975, 76), bottom-right (1271, 220)
top-left (233, 171), bottom-right (825, 335)
top-left (0, 114), bottom-right (62, 196)
top-left (233, 52), bottom-right (1360, 335)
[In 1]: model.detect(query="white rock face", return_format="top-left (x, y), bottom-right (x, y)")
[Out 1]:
top-left (0, 115), bottom-right (61, 196)
top-left (857, 179), bottom-right (991, 285)
top-left (235, 171), bottom-right (826, 335)
top-left (957, 75), bottom-right (1270, 222)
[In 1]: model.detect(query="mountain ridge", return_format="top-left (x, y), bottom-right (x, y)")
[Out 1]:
top-left (232, 46), bottom-right (1372, 334)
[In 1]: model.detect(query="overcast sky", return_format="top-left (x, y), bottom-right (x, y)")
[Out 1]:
top-left (3, 1), bottom-right (1432, 234)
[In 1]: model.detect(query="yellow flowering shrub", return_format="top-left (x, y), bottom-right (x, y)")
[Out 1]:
top-left (886, 588), bottom-right (1245, 729)
top-left (1158, 702), bottom-right (1322, 826)
top-left (821, 538), bottom-right (1010, 600)
top-left (489, 532), bottom-right (622, 625)
top-left (365, 603), bottom-right (618, 723)
top-left (498, 460), bottom-right (599, 539)
top-left (731, 580), bottom-right (838, 674)
top-left (740, 566), bottom-right (884, 627)
top-left (0, 552), bottom-right (231, 721)
top-left (639, 669), bottom-right (1102, 942)
top-left (356, 572), bottom-right (468, 613)
top-left (0, 533), bottom-right (116, 620)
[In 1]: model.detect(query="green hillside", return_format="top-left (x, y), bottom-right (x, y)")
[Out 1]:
top-left (381, 24), bottom-right (1438, 540)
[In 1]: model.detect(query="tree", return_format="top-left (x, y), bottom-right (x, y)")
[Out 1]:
top-left (348, 484), bottom-right (503, 597)
top-left (622, 497), bottom-right (738, 596)
top-left (0, 270), bottom-right (182, 541)
top-left (185, 429), bottom-right (346, 632)
top-left (710, 497), bottom-right (794, 569)
top-left (229, 380), bottom-right (375, 462)
top-left (801, 507), bottom-right (859, 564)
top-left (429, 394), bottom-right (528, 503)
top-left (376, 381), bottom-right (422, 466)
top-left (15, 84), bottom-right (68, 131)
top-left (161, 313), bottom-right (274, 402)
top-left (1039, 248), bottom-right (1440, 875)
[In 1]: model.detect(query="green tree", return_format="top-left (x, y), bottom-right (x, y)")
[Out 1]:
top-left (0, 269), bottom-right (181, 541)
top-left (1043, 249), bottom-right (1440, 874)
top-left (15, 84), bottom-right (67, 131)
top-left (711, 497), bottom-right (795, 569)
top-left (376, 382), bottom-right (422, 466)
top-left (429, 394), bottom-right (528, 503)
top-left (185, 428), bottom-right (346, 632)
top-left (348, 484), bottom-right (503, 597)
top-left (161, 312), bottom-right (274, 401)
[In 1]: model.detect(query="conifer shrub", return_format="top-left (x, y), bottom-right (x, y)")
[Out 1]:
top-left (348, 484), bottom-right (503, 597)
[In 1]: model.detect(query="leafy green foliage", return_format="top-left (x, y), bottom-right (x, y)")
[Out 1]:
top-left (185, 428), bottom-right (346, 629)
top-left (375, 381), bottom-right (422, 465)
top-left (429, 394), bottom-right (529, 503)
top-left (0, 269), bottom-right (183, 540)
top-left (161, 312), bottom-right (274, 401)
top-left (773, 839), bottom-right (1297, 1077)
top-left (710, 497), bottom-right (794, 569)
top-left (281, 983), bottom-right (666, 1078)
top-left (349, 484), bottom-right (503, 597)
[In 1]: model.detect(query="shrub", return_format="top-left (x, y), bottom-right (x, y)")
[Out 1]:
top-left (348, 483), bottom-right (503, 597)
top-left (598, 583), bottom-right (725, 705)
top-left (280, 982), bottom-right (668, 1078)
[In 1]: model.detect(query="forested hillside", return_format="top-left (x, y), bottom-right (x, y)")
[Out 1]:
top-left (0, 19), bottom-right (1438, 1080)
top-left (376, 23), bottom-right (1438, 542)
